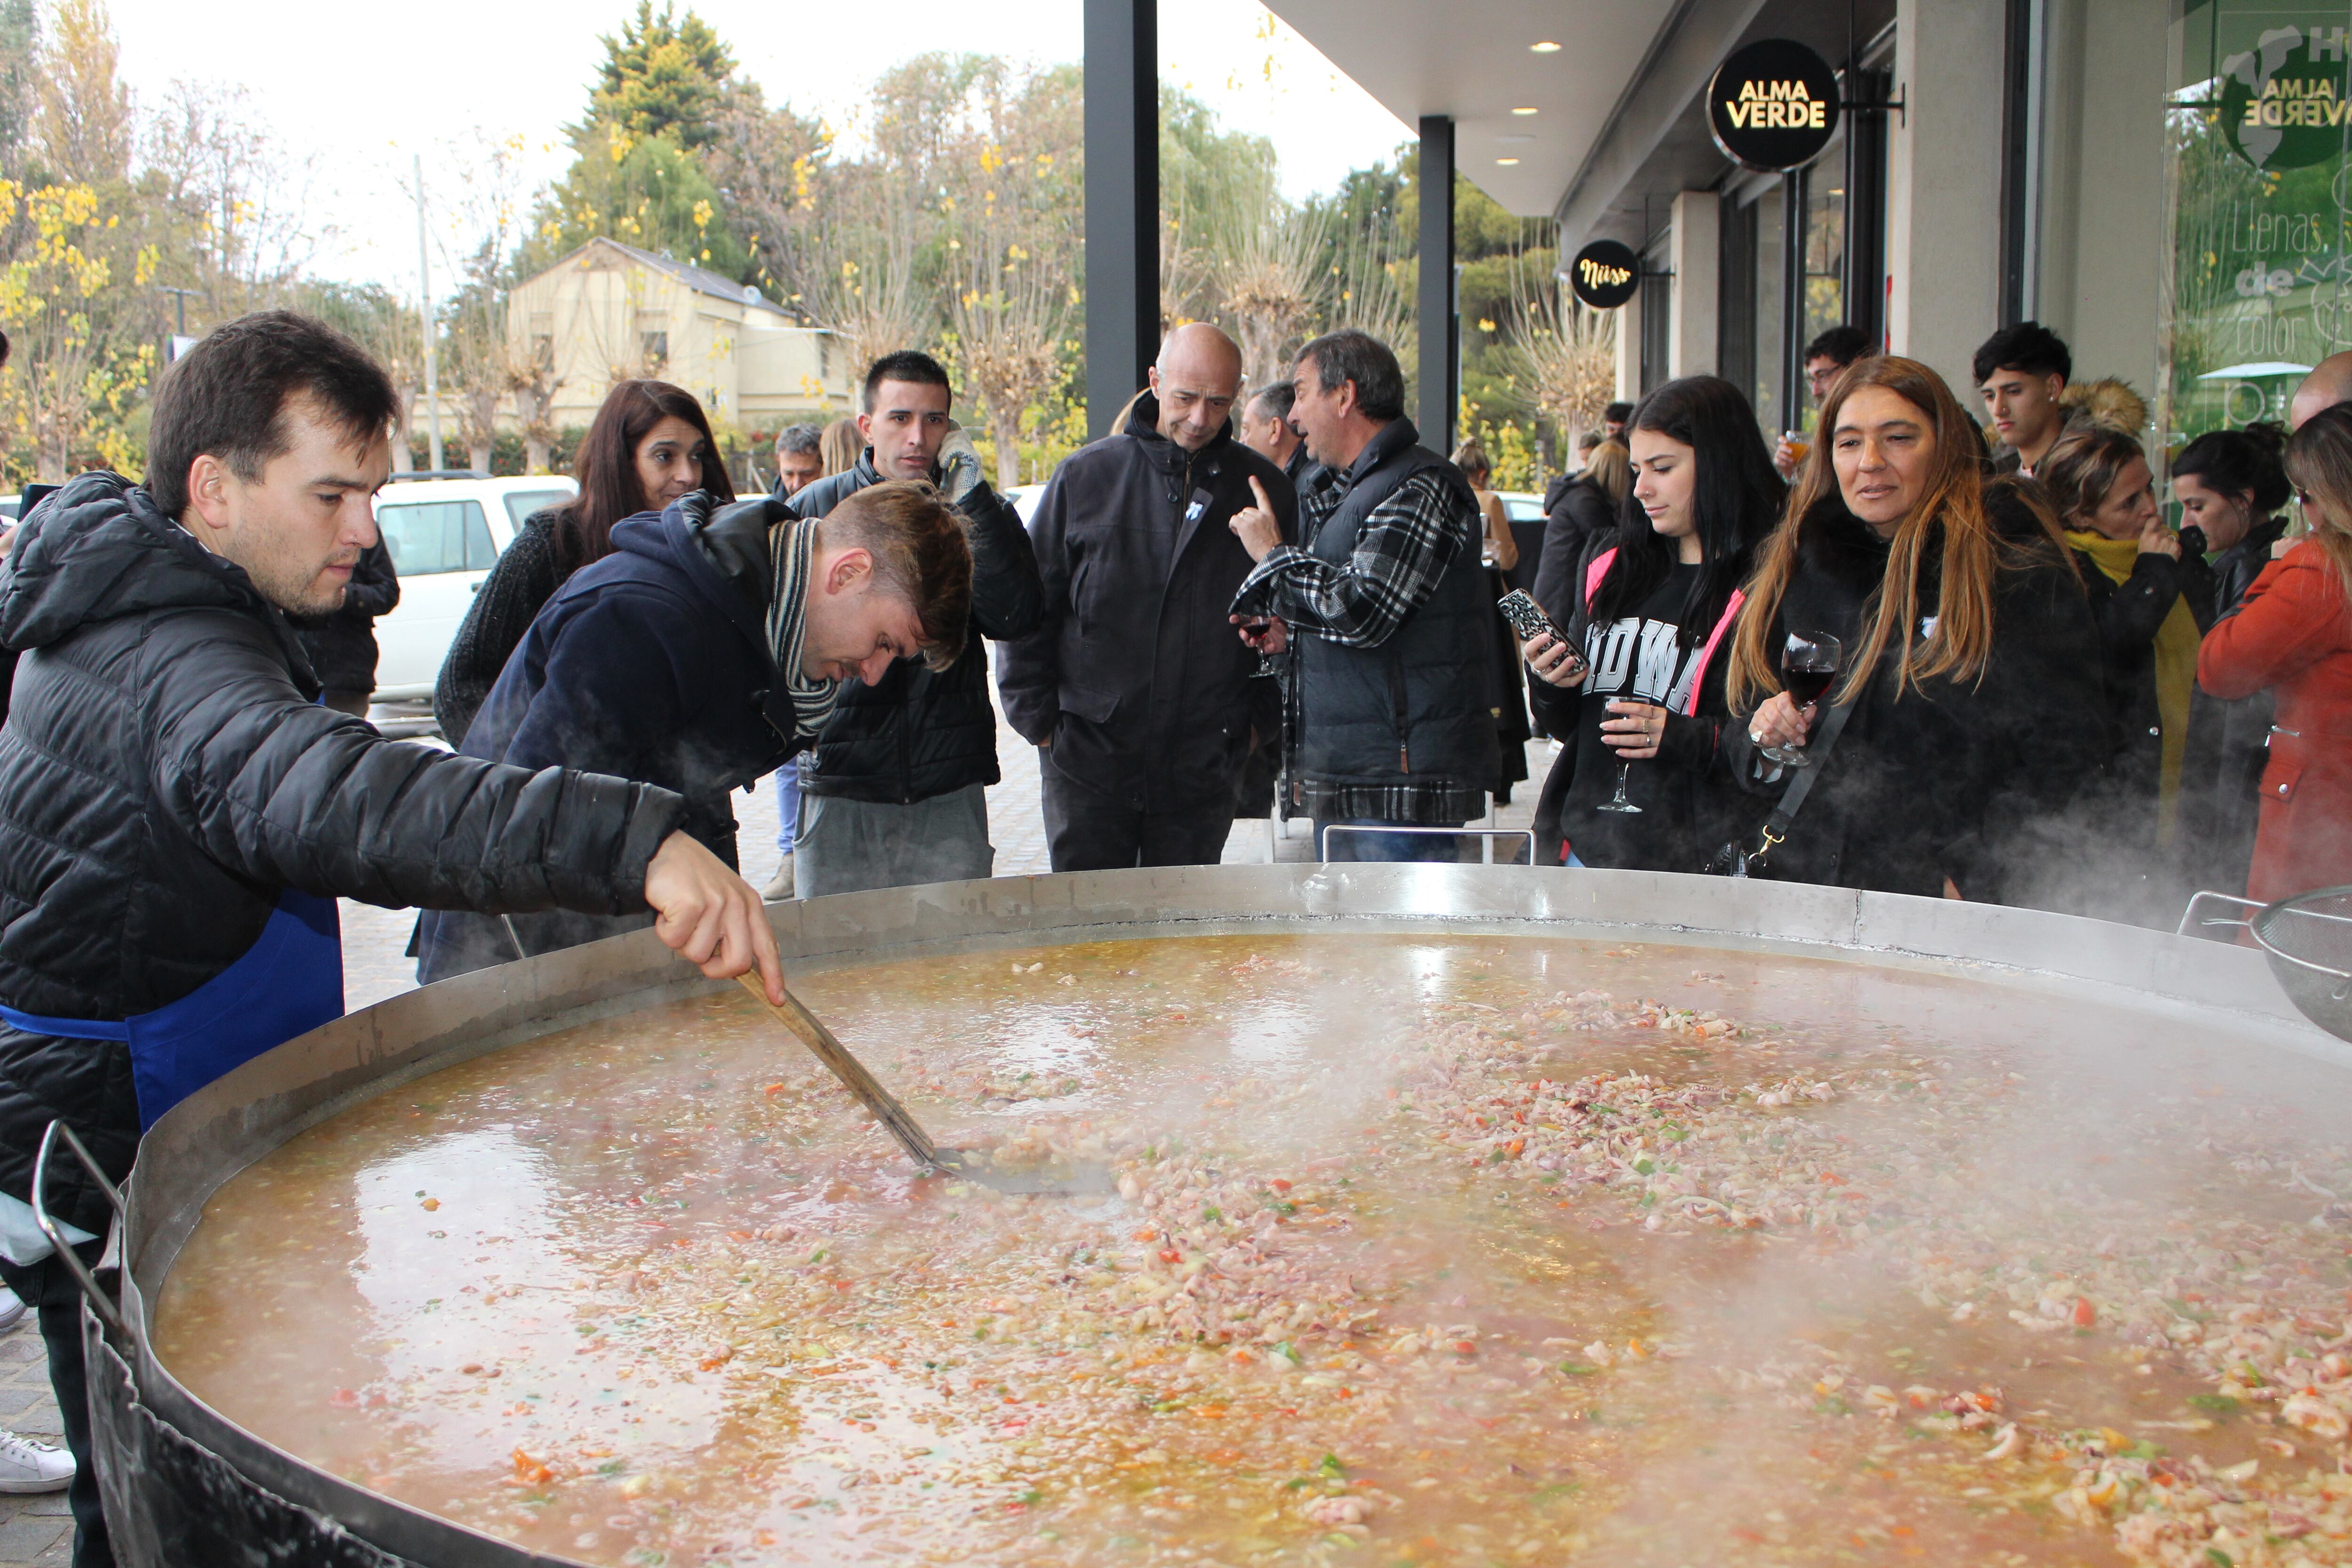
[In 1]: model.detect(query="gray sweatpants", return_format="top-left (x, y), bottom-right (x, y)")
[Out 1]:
top-left (793, 781), bottom-right (994, 898)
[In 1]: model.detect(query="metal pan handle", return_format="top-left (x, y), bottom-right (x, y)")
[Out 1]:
top-left (31, 1120), bottom-right (127, 1339)
top-left (2177, 889), bottom-right (2263, 939)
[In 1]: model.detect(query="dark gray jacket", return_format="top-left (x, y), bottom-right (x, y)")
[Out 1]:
top-left (997, 396), bottom-right (1294, 811)
top-left (789, 452), bottom-right (1042, 803)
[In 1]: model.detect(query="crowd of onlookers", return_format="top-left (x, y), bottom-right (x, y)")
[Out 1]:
top-left (373, 312), bottom-right (2352, 941)
top-left (1513, 321), bottom-right (2352, 925)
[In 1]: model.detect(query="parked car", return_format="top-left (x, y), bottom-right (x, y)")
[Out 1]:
top-left (370, 473), bottom-right (576, 700)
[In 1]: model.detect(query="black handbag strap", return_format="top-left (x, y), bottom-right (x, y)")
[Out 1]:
top-left (1750, 697), bottom-right (1857, 863)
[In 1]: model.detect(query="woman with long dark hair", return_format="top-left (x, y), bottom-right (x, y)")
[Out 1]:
top-left (1520, 376), bottom-right (1781, 869)
top-left (2200, 404), bottom-right (2352, 904)
top-left (2038, 423), bottom-right (2218, 922)
top-left (2171, 422), bottom-right (2291, 895)
top-left (1728, 357), bottom-right (2104, 903)
top-left (433, 380), bottom-right (732, 745)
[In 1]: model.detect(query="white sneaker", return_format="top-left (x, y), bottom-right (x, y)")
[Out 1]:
top-left (0, 1287), bottom-right (23, 1333)
top-left (0, 1430), bottom-right (72, 1493)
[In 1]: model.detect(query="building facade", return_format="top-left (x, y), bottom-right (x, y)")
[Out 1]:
top-left (1254, 0), bottom-right (2255, 454)
top-left (505, 238), bottom-right (851, 439)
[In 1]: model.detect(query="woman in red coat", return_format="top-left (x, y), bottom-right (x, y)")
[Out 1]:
top-left (2197, 404), bottom-right (2352, 904)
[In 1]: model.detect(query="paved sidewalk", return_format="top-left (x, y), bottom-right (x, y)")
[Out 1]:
top-left (0, 1313), bottom-right (73, 1565)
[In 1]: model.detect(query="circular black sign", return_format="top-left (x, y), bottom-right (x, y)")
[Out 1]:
top-left (1567, 239), bottom-right (1640, 310)
top-left (1708, 38), bottom-right (1840, 172)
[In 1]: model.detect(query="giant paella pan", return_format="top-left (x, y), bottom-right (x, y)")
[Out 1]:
top-left (62, 867), bottom-right (2352, 1566)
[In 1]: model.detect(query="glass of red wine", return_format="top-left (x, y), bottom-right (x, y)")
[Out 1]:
top-left (1759, 630), bottom-right (1842, 768)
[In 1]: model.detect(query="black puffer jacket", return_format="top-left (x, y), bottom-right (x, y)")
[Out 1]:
top-left (1721, 482), bottom-right (2107, 903)
top-left (288, 537), bottom-right (399, 694)
top-left (0, 472), bottom-right (686, 1232)
top-left (996, 395), bottom-right (1294, 811)
top-left (790, 453), bottom-right (1042, 803)
top-left (2179, 516), bottom-right (2288, 898)
top-left (434, 507), bottom-right (565, 748)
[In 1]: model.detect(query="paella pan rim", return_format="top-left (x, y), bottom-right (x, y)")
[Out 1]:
top-left (103, 863), bottom-right (2350, 1568)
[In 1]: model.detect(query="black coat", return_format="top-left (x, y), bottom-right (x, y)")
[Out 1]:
top-left (2179, 516), bottom-right (2288, 898)
top-left (1721, 484), bottom-right (2107, 903)
top-left (788, 454), bottom-right (1041, 804)
top-left (288, 538), bottom-right (399, 695)
top-left (416, 493), bottom-right (805, 983)
top-left (2071, 539), bottom-right (2223, 924)
top-left (998, 397), bottom-right (1295, 812)
top-left (0, 471), bottom-right (686, 1231)
top-left (434, 507), bottom-right (565, 748)
top-left (1534, 476), bottom-right (1619, 627)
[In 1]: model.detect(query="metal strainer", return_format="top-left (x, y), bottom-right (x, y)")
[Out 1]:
top-left (2180, 884), bottom-right (2352, 1043)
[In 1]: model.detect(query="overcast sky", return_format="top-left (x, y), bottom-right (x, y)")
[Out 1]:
top-left (103, 0), bottom-right (1410, 296)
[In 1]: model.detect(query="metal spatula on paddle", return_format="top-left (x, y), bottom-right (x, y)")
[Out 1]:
top-left (733, 973), bottom-right (1112, 1195)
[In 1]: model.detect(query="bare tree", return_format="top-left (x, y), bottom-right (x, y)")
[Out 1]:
top-left (1502, 271), bottom-right (1615, 452)
top-left (31, 0), bottom-right (129, 185)
top-left (143, 82), bottom-right (332, 320)
top-left (506, 334), bottom-right (563, 474)
top-left (1324, 214), bottom-right (1415, 380)
top-left (1221, 202), bottom-right (1327, 395)
top-left (941, 65), bottom-right (1080, 487)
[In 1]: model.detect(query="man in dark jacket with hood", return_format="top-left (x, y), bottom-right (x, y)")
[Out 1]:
top-left (0, 311), bottom-right (782, 1568)
top-left (783, 350), bottom-right (1042, 897)
top-left (1229, 330), bottom-right (1498, 862)
top-left (417, 478), bottom-right (973, 979)
top-left (999, 324), bottom-right (1296, 869)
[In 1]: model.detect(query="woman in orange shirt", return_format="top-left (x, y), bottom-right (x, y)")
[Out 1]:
top-left (2197, 404), bottom-right (2352, 904)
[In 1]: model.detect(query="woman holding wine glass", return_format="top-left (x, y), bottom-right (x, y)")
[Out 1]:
top-left (1520, 376), bottom-right (1780, 870)
top-left (1725, 357), bottom-right (2105, 903)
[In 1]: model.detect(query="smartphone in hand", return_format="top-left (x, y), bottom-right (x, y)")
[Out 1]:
top-left (1498, 590), bottom-right (1585, 680)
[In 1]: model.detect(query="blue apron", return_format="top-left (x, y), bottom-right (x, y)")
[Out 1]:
top-left (0, 890), bottom-right (343, 1130)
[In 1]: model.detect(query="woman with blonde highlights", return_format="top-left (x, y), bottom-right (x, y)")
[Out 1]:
top-left (1725, 357), bottom-right (2104, 901)
top-left (2199, 403), bottom-right (2352, 903)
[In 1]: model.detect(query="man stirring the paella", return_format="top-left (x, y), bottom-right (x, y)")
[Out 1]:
top-left (0, 312), bottom-right (953, 1567)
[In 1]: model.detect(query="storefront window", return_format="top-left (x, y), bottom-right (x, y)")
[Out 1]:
top-left (1804, 181), bottom-right (1847, 366)
top-left (2163, 0), bottom-right (2352, 447)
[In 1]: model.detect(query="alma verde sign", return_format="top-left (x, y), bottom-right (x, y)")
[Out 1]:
top-left (1567, 239), bottom-right (1640, 310)
top-left (1708, 38), bottom-right (1841, 172)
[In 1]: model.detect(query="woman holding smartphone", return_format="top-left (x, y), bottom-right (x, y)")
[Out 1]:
top-left (1521, 376), bottom-right (1780, 870)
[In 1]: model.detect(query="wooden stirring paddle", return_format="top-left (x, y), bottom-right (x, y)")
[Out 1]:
top-left (732, 973), bottom-right (1112, 1195)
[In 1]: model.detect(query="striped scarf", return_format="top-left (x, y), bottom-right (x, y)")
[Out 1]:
top-left (765, 515), bottom-right (840, 738)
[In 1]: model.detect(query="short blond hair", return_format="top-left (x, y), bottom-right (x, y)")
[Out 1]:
top-left (823, 481), bottom-right (973, 671)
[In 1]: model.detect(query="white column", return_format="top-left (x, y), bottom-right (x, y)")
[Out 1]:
top-left (2037, 0), bottom-right (2167, 402)
top-left (1888, 0), bottom-right (2007, 392)
top-left (1613, 285), bottom-right (1642, 402)
top-left (1669, 191), bottom-right (1720, 378)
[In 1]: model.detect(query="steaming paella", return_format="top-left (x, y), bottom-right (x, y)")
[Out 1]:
top-left (156, 934), bottom-right (2352, 1566)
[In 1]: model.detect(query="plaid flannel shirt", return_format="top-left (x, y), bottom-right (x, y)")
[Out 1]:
top-left (1233, 463), bottom-right (1487, 827)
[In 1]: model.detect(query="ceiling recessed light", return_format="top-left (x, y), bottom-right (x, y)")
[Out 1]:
top-left (1511, 106), bottom-right (1539, 115)
top-left (1529, 40), bottom-right (1561, 53)
top-left (1496, 157), bottom-right (1521, 166)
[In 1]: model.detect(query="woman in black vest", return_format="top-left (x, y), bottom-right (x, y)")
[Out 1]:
top-left (433, 380), bottom-right (731, 746)
top-left (1522, 377), bottom-right (1780, 870)
top-left (1726, 357), bottom-right (2104, 903)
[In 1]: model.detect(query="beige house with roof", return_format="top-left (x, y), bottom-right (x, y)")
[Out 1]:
top-left (505, 238), bottom-right (850, 436)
